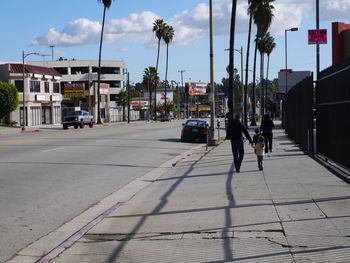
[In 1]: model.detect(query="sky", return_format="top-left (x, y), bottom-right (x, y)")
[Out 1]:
top-left (1, 0), bottom-right (350, 85)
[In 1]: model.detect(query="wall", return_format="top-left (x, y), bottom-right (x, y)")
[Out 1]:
top-left (332, 22), bottom-right (350, 64)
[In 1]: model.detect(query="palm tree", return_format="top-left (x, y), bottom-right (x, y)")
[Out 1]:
top-left (244, 0), bottom-right (260, 126)
top-left (96, 0), bottom-right (114, 124)
top-left (251, 0), bottom-right (274, 121)
top-left (257, 33), bottom-right (270, 116)
top-left (265, 33), bottom-right (276, 111)
top-left (162, 25), bottom-right (175, 116)
top-left (251, 36), bottom-right (258, 125)
top-left (227, 0), bottom-right (237, 120)
top-left (152, 19), bottom-right (166, 120)
top-left (142, 67), bottom-right (159, 120)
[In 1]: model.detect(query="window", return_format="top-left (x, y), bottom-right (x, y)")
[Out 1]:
top-left (14, 80), bottom-right (23, 92)
top-left (44, 82), bottom-right (49, 93)
top-left (55, 67), bottom-right (68, 75)
top-left (30, 81), bottom-right (40, 92)
top-left (53, 83), bottom-right (60, 93)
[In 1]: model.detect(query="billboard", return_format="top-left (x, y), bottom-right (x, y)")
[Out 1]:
top-left (187, 82), bottom-right (207, 96)
top-left (308, 29), bottom-right (327, 44)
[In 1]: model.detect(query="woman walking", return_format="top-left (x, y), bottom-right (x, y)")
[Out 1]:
top-left (260, 114), bottom-right (275, 153)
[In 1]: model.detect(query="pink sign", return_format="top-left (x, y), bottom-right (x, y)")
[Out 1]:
top-left (308, 29), bottom-right (327, 44)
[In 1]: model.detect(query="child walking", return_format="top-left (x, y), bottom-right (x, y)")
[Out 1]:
top-left (255, 135), bottom-right (265, 170)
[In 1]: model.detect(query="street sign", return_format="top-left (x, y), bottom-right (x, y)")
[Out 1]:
top-left (308, 29), bottom-right (327, 44)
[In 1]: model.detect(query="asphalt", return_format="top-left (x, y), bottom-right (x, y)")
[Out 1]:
top-left (6, 122), bottom-right (350, 263)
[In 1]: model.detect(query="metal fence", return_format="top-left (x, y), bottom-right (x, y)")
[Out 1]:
top-left (317, 57), bottom-right (350, 169)
top-left (285, 75), bottom-right (314, 153)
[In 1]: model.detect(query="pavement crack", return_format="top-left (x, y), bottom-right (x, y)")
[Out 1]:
top-left (266, 237), bottom-right (308, 249)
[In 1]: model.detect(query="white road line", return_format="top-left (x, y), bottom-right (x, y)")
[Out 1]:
top-left (42, 147), bottom-right (65, 153)
top-left (95, 139), bottom-right (111, 143)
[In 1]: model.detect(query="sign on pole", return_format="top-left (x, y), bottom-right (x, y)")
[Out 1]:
top-left (308, 29), bottom-right (327, 44)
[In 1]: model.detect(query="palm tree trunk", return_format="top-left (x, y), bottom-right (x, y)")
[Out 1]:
top-left (251, 40), bottom-right (258, 126)
top-left (260, 50), bottom-right (264, 116)
top-left (165, 43), bottom-right (169, 115)
top-left (228, 0), bottom-right (237, 119)
top-left (154, 38), bottom-right (161, 120)
top-left (266, 54), bottom-right (270, 113)
top-left (97, 6), bottom-right (107, 124)
top-left (244, 13), bottom-right (253, 127)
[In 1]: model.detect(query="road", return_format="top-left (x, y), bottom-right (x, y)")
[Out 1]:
top-left (0, 120), bottom-right (197, 262)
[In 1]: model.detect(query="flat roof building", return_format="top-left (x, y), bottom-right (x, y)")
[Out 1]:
top-left (0, 63), bottom-right (62, 127)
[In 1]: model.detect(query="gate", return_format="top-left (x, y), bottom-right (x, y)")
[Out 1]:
top-left (285, 75), bottom-right (314, 153)
top-left (317, 57), bottom-right (350, 169)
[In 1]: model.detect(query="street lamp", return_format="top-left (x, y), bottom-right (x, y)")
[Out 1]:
top-left (22, 51), bottom-right (41, 131)
top-left (284, 27), bottom-right (298, 94)
top-left (284, 27), bottom-right (298, 127)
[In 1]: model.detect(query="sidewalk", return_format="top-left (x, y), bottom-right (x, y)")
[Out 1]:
top-left (0, 121), bottom-right (147, 135)
top-left (9, 126), bottom-right (350, 263)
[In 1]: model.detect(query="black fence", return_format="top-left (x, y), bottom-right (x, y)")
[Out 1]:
top-left (285, 75), bottom-right (314, 153)
top-left (317, 57), bottom-right (350, 170)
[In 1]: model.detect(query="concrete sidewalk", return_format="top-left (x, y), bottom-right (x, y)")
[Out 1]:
top-left (10, 126), bottom-right (350, 263)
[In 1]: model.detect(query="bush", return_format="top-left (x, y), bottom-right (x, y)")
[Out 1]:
top-left (0, 81), bottom-right (19, 120)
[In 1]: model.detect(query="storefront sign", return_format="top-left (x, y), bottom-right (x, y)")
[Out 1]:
top-left (64, 83), bottom-right (84, 98)
top-left (35, 95), bottom-right (46, 101)
top-left (51, 95), bottom-right (60, 101)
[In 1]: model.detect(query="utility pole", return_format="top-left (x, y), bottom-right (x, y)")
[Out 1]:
top-left (178, 70), bottom-right (186, 118)
top-left (50, 45), bottom-right (55, 61)
top-left (209, 0), bottom-right (216, 143)
top-left (127, 72), bottom-right (130, 123)
top-left (316, 0), bottom-right (320, 78)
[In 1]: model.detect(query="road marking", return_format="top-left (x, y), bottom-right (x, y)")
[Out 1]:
top-left (42, 147), bottom-right (65, 153)
top-left (95, 139), bottom-right (111, 143)
top-left (0, 140), bottom-right (34, 146)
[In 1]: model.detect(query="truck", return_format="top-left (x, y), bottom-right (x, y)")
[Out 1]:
top-left (62, 110), bottom-right (94, 129)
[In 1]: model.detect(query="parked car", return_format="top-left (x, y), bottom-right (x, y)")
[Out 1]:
top-left (217, 112), bottom-right (226, 118)
top-left (62, 110), bottom-right (94, 129)
top-left (181, 119), bottom-right (209, 143)
top-left (160, 115), bottom-right (172, 122)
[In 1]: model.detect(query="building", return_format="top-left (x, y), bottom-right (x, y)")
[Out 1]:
top-left (29, 60), bottom-right (126, 122)
top-left (278, 70), bottom-right (312, 94)
top-left (0, 63), bottom-right (62, 126)
top-left (332, 22), bottom-right (350, 65)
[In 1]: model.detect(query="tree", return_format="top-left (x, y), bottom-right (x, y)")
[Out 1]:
top-left (97, 0), bottom-right (114, 124)
top-left (253, 0), bottom-right (274, 116)
top-left (0, 81), bottom-right (18, 123)
top-left (152, 19), bottom-right (166, 120)
top-left (162, 24), bottom-right (175, 116)
top-left (265, 33), bottom-right (276, 111)
top-left (228, 0), bottom-right (237, 120)
top-left (117, 89), bottom-right (128, 121)
top-left (142, 67), bottom-right (159, 120)
top-left (222, 68), bottom-right (242, 109)
top-left (257, 33), bottom-right (271, 116)
top-left (244, 0), bottom-right (260, 126)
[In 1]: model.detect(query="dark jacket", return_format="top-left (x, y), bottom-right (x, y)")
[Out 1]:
top-left (227, 119), bottom-right (253, 143)
top-left (260, 119), bottom-right (275, 134)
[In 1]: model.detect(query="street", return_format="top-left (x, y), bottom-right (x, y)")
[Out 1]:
top-left (0, 121), bottom-right (196, 262)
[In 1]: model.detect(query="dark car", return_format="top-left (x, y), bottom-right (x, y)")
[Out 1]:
top-left (160, 115), bottom-right (172, 122)
top-left (181, 119), bottom-right (209, 142)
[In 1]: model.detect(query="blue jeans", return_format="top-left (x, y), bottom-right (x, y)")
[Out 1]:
top-left (231, 139), bottom-right (244, 171)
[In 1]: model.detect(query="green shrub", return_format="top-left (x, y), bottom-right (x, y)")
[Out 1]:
top-left (0, 81), bottom-right (19, 120)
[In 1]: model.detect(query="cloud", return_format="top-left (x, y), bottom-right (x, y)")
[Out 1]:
top-left (31, 18), bottom-right (101, 46)
top-left (31, 0), bottom-right (350, 48)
